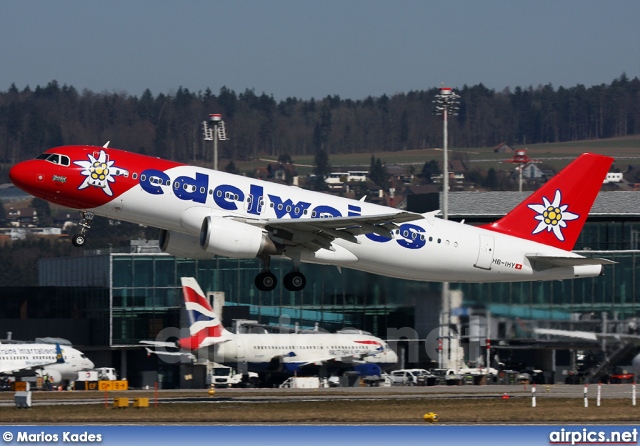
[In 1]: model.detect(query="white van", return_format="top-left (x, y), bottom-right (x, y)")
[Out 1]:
top-left (390, 369), bottom-right (428, 386)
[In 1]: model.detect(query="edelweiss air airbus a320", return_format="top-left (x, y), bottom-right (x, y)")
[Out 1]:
top-left (9, 144), bottom-right (614, 291)
top-left (142, 277), bottom-right (397, 376)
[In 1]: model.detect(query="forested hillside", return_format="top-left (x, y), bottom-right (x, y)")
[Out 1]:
top-left (0, 74), bottom-right (638, 285)
top-left (0, 74), bottom-right (638, 171)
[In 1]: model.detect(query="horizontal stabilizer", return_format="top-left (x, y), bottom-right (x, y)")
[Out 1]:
top-left (144, 347), bottom-right (194, 358)
top-left (197, 335), bottom-right (233, 348)
top-left (526, 255), bottom-right (616, 268)
top-left (140, 340), bottom-right (176, 348)
top-left (534, 328), bottom-right (598, 341)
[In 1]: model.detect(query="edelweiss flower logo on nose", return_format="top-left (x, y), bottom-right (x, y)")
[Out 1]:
top-left (527, 189), bottom-right (579, 242)
top-left (74, 150), bottom-right (128, 196)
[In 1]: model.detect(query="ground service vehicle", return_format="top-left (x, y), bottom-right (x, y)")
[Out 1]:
top-left (208, 366), bottom-right (259, 388)
top-left (279, 377), bottom-right (320, 388)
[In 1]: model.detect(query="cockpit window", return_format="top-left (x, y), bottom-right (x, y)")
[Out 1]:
top-left (35, 153), bottom-right (70, 166)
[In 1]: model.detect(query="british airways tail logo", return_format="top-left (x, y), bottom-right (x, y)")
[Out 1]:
top-left (74, 150), bottom-right (128, 196)
top-left (527, 189), bottom-right (579, 242)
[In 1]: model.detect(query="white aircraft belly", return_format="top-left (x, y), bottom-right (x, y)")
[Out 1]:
top-left (85, 172), bottom-right (602, 284)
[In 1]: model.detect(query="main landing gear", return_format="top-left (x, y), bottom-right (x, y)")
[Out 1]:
top-left (71, 211), bottom-right (94, 247)
top-left (283, 268), bottom-right (306, 292)
top-left (254, 256), bottom-right (307, 292)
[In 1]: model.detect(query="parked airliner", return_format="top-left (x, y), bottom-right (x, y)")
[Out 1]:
top-left (0, 341), bottom-right (94, 383)
top-left (142, 277), bottom-right (397, 376)
top-left (535, 327), bottom-right (640, 381)
top-left (9, 144), bottom-right (614, 291)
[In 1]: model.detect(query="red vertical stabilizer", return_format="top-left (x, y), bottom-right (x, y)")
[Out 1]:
top-left (482, 153), bottom-right (613, 250)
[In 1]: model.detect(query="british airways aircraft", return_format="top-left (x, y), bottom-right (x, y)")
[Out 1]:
top-left (9, 144), bottom-right (614, 291)
top-left (142, 277), bottom-right (398, 376)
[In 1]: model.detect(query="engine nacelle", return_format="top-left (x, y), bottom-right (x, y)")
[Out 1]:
top-left (159, 230), bottom-right (215, 260)
top-left (200, 216), bottom-right (278, 259)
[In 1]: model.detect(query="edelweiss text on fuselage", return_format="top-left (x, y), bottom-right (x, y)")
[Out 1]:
top-left (139, 168), bottom-right (428, 250)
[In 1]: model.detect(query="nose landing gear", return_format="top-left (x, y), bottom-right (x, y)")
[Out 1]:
top-left (72, 211), bottom-right (94, 247)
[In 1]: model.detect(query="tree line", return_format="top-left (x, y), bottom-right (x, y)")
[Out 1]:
top-left (0, 74), bottom-right (638, 174)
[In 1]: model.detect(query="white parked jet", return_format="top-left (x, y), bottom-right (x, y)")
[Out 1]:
top-left (9, 145), bottom-right (614, 291)
top-left (0, 341), bottom-right (94, 383)
top-left (142, 277), bottom-right (397, 376)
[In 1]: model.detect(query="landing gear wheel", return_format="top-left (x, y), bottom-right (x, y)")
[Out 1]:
top-left (255, 271), bottom-right (277, 292)
top-left (283, 270), bottom-right (306, 292)
top-left (72, 234), bottom-right (86, 247)
top-left (72, 211), bottom-right (94, 248)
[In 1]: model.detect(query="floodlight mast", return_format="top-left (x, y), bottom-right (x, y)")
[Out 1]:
top-left (433, 86), bottom-right (460, 220)
top-left (203, 113), bottom-right (227, 170)
top-left (433, 86), bottom-right (459, 369)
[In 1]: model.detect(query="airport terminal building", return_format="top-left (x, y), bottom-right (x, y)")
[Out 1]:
top-left (1, 190), bottom-right (639, 387)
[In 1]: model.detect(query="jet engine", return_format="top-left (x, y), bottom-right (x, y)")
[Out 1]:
top-left (199, 216), bottom-right (279, 259)
top-left (159, 230), bottom-right (215, 260)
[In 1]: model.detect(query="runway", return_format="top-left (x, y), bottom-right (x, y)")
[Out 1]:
top-left (0, 383), bottom-right (636, 407)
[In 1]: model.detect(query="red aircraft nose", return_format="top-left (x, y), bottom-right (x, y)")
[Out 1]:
top-left (9, 161), bottom-right (44, 195)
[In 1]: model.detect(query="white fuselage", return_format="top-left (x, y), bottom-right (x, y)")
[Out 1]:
top-left (197, 332), bottom-right (397, 373)
top-left (88, 165), bottom-right (598, 283)
top-left (0, 344), bottom-right (94, 382)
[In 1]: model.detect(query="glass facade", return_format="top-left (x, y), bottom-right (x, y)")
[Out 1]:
top-left (459, 250), bottom-right (637, 321)
top-left (108, 254), bottom-right (432, 345)
top-left (34, 217), bottom-right (640, 348)
top-left (0, 286), bottom-right (109, 346)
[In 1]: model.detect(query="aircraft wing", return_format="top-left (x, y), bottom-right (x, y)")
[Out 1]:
top-left (526, 255), bottom-right (616, 269)
top-left (246, 211), bottom-right (424, 251)
top-left (0, 365), bottom-right (27, 374)
top-left (535, 328), bottom-right (640, 346)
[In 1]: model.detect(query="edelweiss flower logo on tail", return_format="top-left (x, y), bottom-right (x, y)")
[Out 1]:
top-left (74, 150), bottom-right (128, 196)
top-left (527, 189), bottom-right (579, 242)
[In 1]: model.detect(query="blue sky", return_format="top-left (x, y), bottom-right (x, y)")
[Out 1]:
top-left (1, 0), bottom-right (639, 101)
